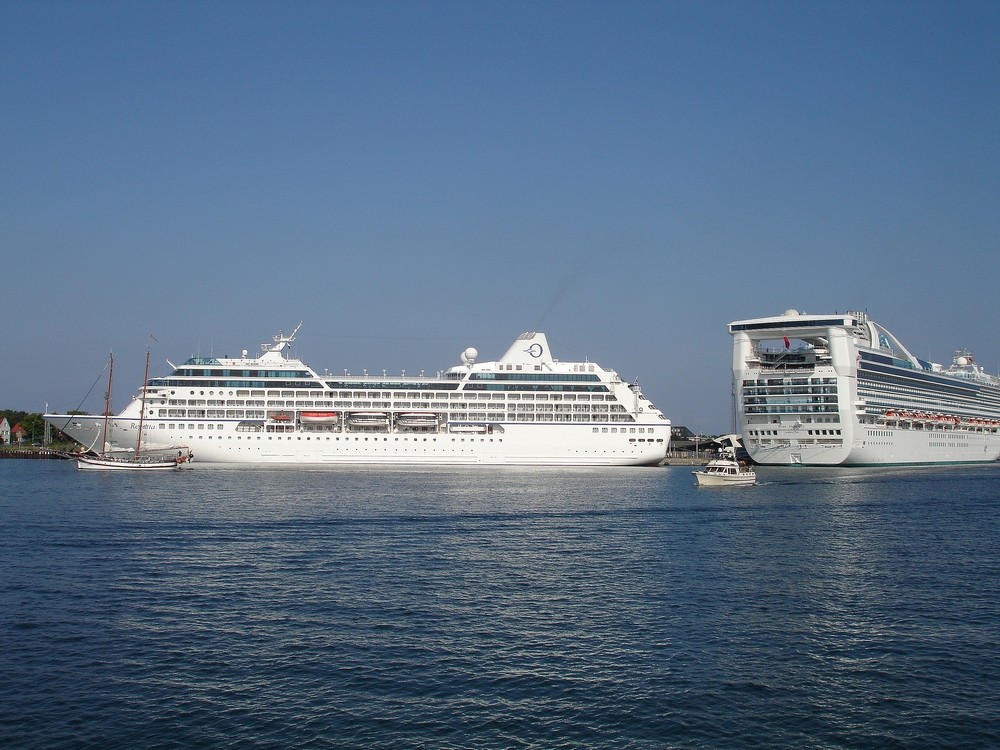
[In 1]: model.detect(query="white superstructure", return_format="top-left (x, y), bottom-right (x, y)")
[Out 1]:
top-left (46, 326), bottom-right (670, 466)
top-left (730, 309), bottom-right (1000, 466)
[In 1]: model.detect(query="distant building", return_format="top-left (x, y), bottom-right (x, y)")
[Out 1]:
top-left (0, 418), bottom-right (9, 445)
top-left (11, 423), bottom-right (28, 444)
top-left (670, 426), bottom-right (716, 452)
top-left (669, 427), bottom-right (746, 457)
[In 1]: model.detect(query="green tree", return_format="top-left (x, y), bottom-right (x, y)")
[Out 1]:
top-left (19, 413), bottom-right (45, 443)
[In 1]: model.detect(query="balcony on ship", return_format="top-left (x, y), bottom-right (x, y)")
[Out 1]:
top-left (754, 346), bottom-right (830, 371)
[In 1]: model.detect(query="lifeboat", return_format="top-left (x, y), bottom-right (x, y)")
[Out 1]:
top-left (270, 413), bottom-right (291, 422)
top-left (347, 412), bottom-right (390, 427)
top-left (299, 411), bottom-right (339, 424)
top-left (395, 412), bottom-right (439, 428)
top-left (449, 423), bottom-right (490, 434)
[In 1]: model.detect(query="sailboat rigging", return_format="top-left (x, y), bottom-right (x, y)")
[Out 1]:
top-left (76, 347), bottom-right (192, 471)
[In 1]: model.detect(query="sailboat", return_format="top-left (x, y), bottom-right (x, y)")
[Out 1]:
top-left (76, 349), bottom-right (191, 471)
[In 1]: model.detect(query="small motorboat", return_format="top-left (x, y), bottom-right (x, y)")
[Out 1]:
top-left (692, 449), bottom-right (756, 486)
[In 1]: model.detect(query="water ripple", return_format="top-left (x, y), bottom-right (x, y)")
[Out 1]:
top-left (2, 462), bottom-right (999, 748)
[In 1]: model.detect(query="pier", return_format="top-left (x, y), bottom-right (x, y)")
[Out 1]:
top-left (0, 448), bottom-right (69, 460)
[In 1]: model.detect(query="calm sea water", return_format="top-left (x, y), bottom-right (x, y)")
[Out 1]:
top-left (2, 459), bottom-right (998, 749)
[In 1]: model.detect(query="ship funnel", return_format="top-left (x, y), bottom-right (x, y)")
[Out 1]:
top-left (499, 332), bottom-right (554, 365)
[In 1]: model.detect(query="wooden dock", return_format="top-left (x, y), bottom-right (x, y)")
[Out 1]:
top-left (0, 448), bottom-right (69, 460)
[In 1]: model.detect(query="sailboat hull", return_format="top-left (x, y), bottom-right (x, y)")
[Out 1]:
top-left (77, 454), bottom-right (184, 470)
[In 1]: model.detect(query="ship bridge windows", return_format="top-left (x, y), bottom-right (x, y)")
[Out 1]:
top-left (469, 372), bottom-right (601, 382)
top-left (731, 318), bottom-right (851, 333)
top-left (326, 380), bottom-right (460, 391)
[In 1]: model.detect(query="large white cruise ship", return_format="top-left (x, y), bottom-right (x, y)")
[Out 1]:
top-left (730, 309), bottom-right (1000, 466)
top-left (46, 326), bottom-right (670, 466)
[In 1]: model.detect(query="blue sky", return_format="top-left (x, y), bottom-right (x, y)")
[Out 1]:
top-left (3, 0), bottom-right (999, 432)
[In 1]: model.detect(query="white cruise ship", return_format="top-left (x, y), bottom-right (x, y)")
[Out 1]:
top-left (46, 326), bottom-right (670, 466)
top-left (730, 309), bottom-right (1000, 466)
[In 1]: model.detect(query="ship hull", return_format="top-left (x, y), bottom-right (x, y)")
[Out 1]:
top-left (747, 427), bottom-right (1000, 466)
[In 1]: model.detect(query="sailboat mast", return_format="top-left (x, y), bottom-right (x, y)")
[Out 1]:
top-left (102, 353), bottom-right (113, 455)
top-left (135, 349), bottom-right (150, 459)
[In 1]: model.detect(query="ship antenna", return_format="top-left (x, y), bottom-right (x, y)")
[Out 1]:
top-left (263, 322), bottom-right (303, 355)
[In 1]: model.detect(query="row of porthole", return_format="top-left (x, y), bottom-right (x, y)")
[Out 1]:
top-left (179, 434), bottom-right (503, 442)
